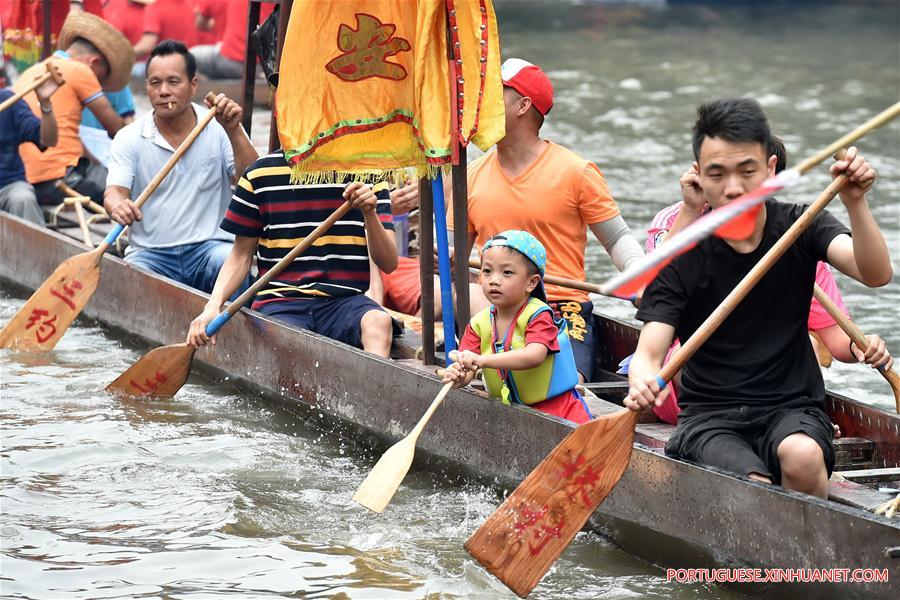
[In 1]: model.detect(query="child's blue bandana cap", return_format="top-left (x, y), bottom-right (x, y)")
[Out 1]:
top-left (482, 230), bottom-right (547, 275)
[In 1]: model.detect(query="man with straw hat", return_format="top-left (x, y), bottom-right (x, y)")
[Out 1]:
top-left (13, 9), bottom-right (134, 206)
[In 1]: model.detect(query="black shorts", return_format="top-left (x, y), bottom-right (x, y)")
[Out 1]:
top-left (258, 295), bottom-right (400, 349)
top-left (548, 299), bottom-right (595, 380)
top-left (664, 405), bottom-right (835, 484)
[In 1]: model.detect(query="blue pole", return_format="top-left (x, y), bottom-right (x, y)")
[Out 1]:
top-left (431, 173), bottom-right (457, 362)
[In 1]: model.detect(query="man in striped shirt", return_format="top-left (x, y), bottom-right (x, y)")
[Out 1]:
top-left (186, 151), bottom-right (399, 357)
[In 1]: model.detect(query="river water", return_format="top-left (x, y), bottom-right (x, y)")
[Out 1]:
top-left (2, 2), bottom-right (898, 598)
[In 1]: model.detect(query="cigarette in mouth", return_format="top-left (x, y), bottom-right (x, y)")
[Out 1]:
top-left (168, 102), bottom-right (173, 109)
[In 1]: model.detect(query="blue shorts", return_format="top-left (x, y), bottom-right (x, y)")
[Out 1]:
top-left (548, 299), bottom-right (596, 380)
top-left (257, 295), bottom-right (389, 349)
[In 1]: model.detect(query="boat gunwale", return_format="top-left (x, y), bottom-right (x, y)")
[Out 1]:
top-left (2, 213), bottom-right (898, 599)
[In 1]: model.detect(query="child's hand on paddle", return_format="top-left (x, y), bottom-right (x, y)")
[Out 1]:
top-left (452, 349), bottom-right (481, 370)
top-left (187, 305), bottom-right (221, 348)
top-left (344, 182), bottom-right (378, 214)
top-left (442, 350), bottom-right (478, 388)
top-left (441, 363), bottom-right (468, 388)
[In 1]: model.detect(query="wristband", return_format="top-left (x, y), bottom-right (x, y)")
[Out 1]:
top-left (40, 103), bottom-right (53, 114)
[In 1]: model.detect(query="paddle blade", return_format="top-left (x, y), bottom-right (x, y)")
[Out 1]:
top-left (352, 436), bottom-right (417, 513)
top-left (465, 409), bottom-right (639, 598)
top-left (600, 170), bottom-right (799, 299)
top-left (0, 250), bottom-right (101, 351)
top-left (106, 343), bottom-right (195, 398)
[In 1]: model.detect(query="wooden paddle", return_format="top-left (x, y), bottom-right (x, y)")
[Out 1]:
top-left (0, 60), bottom-right (65, 113)
top-left (0, 93), bottom-right (219, 351)
top-left (464, 147), bottom-right (879, 597)
top-left (106, 201), bottom-right (354, 398)
top-left (813, 284), bottom-right (900, 413)
top-left (353, 381), bottom-right (454, 512)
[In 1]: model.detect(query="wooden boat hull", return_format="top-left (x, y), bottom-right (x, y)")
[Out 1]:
top-left (2, 214), bottom-right (897, 599)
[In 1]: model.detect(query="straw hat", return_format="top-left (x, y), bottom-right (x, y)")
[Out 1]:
top-left (58, 11), bottom-right (135, 92)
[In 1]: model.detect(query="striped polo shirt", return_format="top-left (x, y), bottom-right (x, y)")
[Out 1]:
top-left (220, 152), bottom-right (393, 309)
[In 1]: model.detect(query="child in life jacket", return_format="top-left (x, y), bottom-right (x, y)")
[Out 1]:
top-left (442, 230), bottom-right (593, 424)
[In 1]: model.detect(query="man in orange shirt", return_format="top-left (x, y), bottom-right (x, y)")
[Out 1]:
top-left (461, 59), bottom-right (644, 381)
top-left (14, 10), bottom-right (132, 206)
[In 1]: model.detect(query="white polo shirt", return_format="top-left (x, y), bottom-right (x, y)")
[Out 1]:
top-left (107, 103), bottom-right (235, 252)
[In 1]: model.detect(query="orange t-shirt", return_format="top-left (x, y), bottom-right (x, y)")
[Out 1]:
top-left (464, 141), bottom-right (620, 302)
top-left (15, 54), bottom-right (103, 183)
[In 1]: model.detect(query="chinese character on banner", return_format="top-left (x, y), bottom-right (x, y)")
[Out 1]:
top-left (326, 14), bottom-right (410, 82)
top-left (25, 308), bottom-right (58, 343)
top-left (277, 0), bottom-right (504, 184)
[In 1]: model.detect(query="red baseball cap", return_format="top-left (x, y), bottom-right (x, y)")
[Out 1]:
top-left (501, 58), bottom-right (554, 116)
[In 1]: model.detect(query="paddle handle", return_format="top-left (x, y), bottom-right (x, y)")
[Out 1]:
top-left (812, 284), bottom-right (900, 412)
top-left (793, 101), bottom-right (900, 175)
top-left (0, 62), bottom-right (64, 113)
top-left (100, 92), bottom-right (220, 249)
top-left (655, 154), bottom-right (855, 389)
top-left (409, 382), bottom-right (454, 440)
top-left (206, 201), bottom-right (354, 336)
top-left (468, 257), bottom-right (603, 296)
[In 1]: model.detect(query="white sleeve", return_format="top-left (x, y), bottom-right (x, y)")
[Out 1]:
top-left (105, 127), bottom-right (135, 191)
top-left (590, 215), bottom-right (645, 271)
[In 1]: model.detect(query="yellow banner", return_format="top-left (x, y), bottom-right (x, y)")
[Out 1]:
top-left (276, 0), bottom-right (504, 184)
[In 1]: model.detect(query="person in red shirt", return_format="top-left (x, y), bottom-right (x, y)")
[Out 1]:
top-left (132, 0), bottom-right (201, 76)
top-left (102, 0), bottom-right (148, 45)
top-left (193, 0), bottom-right (227, 46)
top-left (190, 0), bottom-right (272, 80)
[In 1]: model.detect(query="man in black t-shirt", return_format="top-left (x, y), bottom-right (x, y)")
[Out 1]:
top-left (625, 98), bottom-right (893, 499)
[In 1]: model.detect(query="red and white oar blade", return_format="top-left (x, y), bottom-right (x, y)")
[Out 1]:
top-left (106, 343), bottom-right (195, 398)
top-left (713, 202), bottom-right (763, 240)
top-left (610, 242), bottom-right (697, 297)
top-left (465, 409), bottom-right (638, 598)
top-left (600, 169), bottom-right (799, 298)
top-left (0, 250), bottom-right (101, 351)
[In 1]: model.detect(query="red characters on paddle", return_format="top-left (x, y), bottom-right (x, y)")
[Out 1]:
top-left (326, 14), bottom-right (410, 82)
top-left (512, 454), bottom-right (605, 556)
top-left (129, 371), bottom-right (169, 394)
top-left (25, 308), bottom-right (58, 344)
top-left (49, 279), bottom-right (84, 310)
top-left (514, 505), bottom-right (565, 557)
